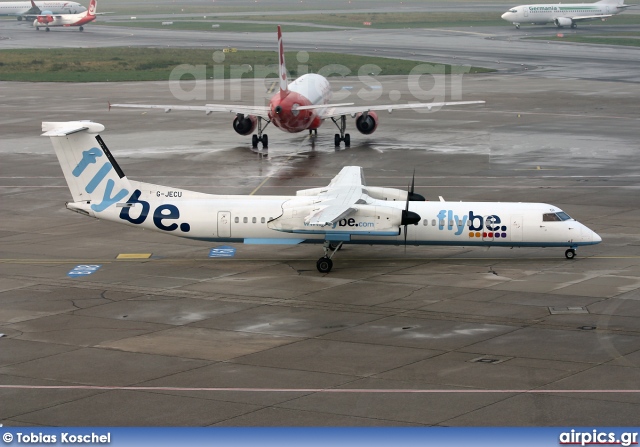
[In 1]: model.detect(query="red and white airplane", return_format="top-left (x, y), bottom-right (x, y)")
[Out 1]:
top-left (33, 0), bottom-right (98, 31)
top-left (110, 26), bottom-right (485, 149)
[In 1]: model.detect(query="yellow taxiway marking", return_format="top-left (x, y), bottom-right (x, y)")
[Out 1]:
top-left (116, 253), bottom-right (152, 259)
top-left (250, 155), bottom-right (293, 195)
top-left (249, 177), bottom-right (271, 196)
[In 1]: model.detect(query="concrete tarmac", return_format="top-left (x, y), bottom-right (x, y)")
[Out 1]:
top-left (1, 72), bottom-right (639, 426)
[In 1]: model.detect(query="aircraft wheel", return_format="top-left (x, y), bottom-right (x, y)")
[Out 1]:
top-left (316, 257), bottom-right (333, 273)
top-left (36, 27), bottom-right (39, 31)
top-left (262, 134), bottom-right (268, 148)
top-left (328, 242), bottom-right (342, 251)
top-left (565, 249), bottom-right (576, 259)
top-left (571, 23), bottom-right (577, 29)
top-left (344, 134), bottom-right (351, 147)
top-left (45, 27), bottom-right (50, 32)
top-left (334, 134), bottom-right (341, 147)
top-left (79, 26), bottom-right (84, 31)
top-left (515, 24), bottom-right (520, 29)
top-left (251, 134), bottom-right (258, 148)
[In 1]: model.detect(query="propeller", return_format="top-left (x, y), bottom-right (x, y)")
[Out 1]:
top-left (401, 176), bottom-right (421, 252)
top-left (408, 169), bottom-right (426, 201)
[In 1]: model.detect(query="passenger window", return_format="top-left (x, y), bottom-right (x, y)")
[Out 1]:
top-left (252, 217), bottom-right (256, 224)
top-left (439, 219), bottom-right (445, 227)
top-left (234, 217), bottom-right (239, 223)
top-left (543, 213), bottom-right (561, 222)
top-left (423, 219), bottom-right (428, 226)
top-left (432, 219), bottom-right (436, 226)
top-left (243, 217), bottom-right (248, 223)
top-left (261, 217), bottom-right (265, 224)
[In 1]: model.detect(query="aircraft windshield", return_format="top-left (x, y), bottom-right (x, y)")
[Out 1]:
top-left (509, 9), bottom-right (517, 13)
top-left (543, 212), bottom-right (572, 222)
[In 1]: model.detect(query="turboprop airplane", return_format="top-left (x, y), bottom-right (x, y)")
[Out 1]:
top-left (44, 121), bottom-right (601, 273)
top-left (0, 1), bottom-right (85, 20)
top-left (109, 25), bottom-right (485, 149)
top-left (32, 0), bottom-right (99, 31)
top-left (501, 0), bottom-right (631, 28)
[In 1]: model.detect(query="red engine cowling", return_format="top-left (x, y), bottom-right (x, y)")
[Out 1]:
top-left (38, 15), bottom-right (54, 23)
top-left (355, 111), bottom-right (378, 135)
top-left (232, 115), bottom-right (257, 136)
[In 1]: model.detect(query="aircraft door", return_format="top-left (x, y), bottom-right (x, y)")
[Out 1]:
top-left (218, 211), bottom-right (231, 238)
top-left (524, 7), bottom-right (529, 17)
top-left (510, 215), bottom-right (523, 242)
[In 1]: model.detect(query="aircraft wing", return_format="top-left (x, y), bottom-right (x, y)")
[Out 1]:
top-left (571, 14), bottom-right (615, 21)
top-left (317, 100), bottom-right (485, 119)
top-left (109, 103), bottom-right (271, 118)
top-left (301, 166), bottom-right (366, 226)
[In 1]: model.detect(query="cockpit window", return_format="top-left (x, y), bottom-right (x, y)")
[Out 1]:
top-left (543, 212), bottom-right (572, 222)
top-left (509, 8), bottom-right (517, 13)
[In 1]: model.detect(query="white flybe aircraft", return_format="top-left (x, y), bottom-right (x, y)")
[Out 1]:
top-left (501, 0), bottom-right (631, 28)
top-left (44, 121), bottom-right (602, 273)
top-left (0, 1), bottom-right (85, 20)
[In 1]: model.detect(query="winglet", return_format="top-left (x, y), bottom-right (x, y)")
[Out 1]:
top-left (277, 25), bottom-right (288, 92)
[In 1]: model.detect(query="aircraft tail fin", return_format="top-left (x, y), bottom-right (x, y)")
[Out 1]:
top-left (43, 121), bottom-right (132, 214)
top-left (277, 25), bottom-right (288, 92)
top-left (88, 0), bottom-right (97, 16)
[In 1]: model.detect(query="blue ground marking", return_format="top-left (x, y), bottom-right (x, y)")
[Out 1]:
top-left (67, 265), bottom-right (102, 278)
top-left (209, 246), bottom-right (236, 258)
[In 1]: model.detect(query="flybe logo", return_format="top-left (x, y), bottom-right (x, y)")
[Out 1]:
top-left (437, 210), bottom-right (508, 239)
top-left (72, 146), bottom-right (190, 233)
top-left (72, 147), bottom-right (129, 212)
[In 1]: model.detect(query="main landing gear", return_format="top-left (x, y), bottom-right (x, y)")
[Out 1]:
top-left (252, 117), bottom-right (270, 149)
top-left (79, 26), bottom-right (84, 31)
top-left (331, 115), bottom-right (350, 147)
top-left (514, 23), bottom-right (520, 29)
top-left (316, 241), bottom-right (343, 273)
top-left (565, 248), bottom-right (577, 259)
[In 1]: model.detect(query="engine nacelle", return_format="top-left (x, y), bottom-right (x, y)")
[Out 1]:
top-left (364, 187), bottom-right (407, 202)
top-left (555, 17), bottom-right (573, 27)
top-left (355, 111), bottom-right (378, 135)
top-left (232, 114), bottom-right (257, 136)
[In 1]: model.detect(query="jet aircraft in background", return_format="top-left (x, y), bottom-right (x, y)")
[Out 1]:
top-left (501, 0), bottom-right (631, 28)
top-left (32, 0), bottom-right (99, 31)
top-left (44, 121), bottom-right (601, 273)
top-left (0, 0), bottom-right (85, 20)
top-left (110, 26), bottom-right (485, 149)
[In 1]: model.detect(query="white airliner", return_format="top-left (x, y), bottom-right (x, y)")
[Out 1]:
top-left (501, 0), bottom-right (631, 28)
top-left (0, 0), bottom-right (85, 20)
top-left (32, 0), bottom-right (98, 31)
top-left (44, 121), bottom-right (601, 273)
top-left (110, 26), bottom-right (485, 149)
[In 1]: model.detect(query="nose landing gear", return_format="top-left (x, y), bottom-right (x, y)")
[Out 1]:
top-left (251, 117), bottom-right (270, 149)
top-left (565, 248), bottom-right (576, 259)
top-left (331, 115), bottom-right (350, 147)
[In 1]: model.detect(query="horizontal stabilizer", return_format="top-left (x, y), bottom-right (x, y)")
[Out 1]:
top-left (42, 121), bottom-right (105, 136)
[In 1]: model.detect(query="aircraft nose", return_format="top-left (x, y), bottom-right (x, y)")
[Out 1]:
top-left (592, 231), bottom-right (602, 244)
top-left (501, 12), bottom-right (509, 20)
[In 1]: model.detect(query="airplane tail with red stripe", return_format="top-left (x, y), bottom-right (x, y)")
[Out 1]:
top-left (277, 25), bottom-right (288, 92)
